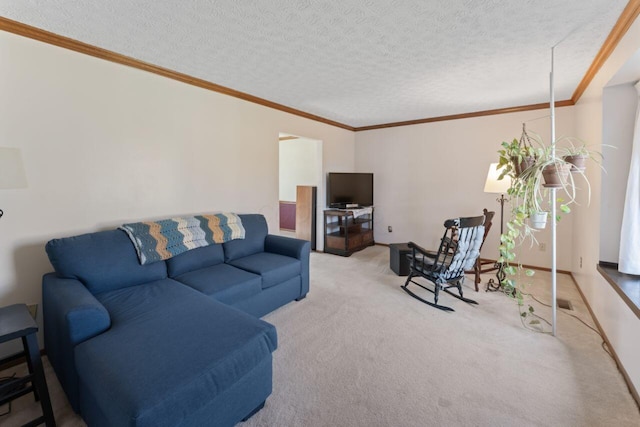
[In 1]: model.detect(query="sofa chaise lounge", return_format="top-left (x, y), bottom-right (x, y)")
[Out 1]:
top-left (43, 214), bottom-right (310, 427)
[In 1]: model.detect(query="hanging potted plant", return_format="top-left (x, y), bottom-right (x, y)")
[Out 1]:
top-left (564, 152), bottom-right (588, 172)
top-left (529, 210), bottom-right (548, 229)
top-left (556, 137), bottom-right (604, 172)
top-left (497, 124), bottom-right (543, 178)
top-left (495, 130), bottom-right (602, 330)
top-left (541, 159), bottom-right (572, 188)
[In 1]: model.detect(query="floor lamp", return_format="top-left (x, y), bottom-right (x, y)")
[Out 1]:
top-left (483, 163), bottom-right (511, 291)
top-left (0, 147), bottom-right (28, 219)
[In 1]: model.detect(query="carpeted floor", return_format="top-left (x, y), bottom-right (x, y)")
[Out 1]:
top-left (2, 245), bottom-right (639, 426)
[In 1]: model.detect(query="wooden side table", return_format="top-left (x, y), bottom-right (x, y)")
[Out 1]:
top-left (0, 304), bottom-right (56, 426)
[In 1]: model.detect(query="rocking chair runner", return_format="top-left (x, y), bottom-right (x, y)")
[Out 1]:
top-left (401, 215), bottom-right (485, 311)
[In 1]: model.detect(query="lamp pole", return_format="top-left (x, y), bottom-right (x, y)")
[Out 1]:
top-left (483, 163), bottom-right (510, 292)
top-left (498, 194), bottom-right (506, 235)
top-left (486, 193), bottom-right (507, 292)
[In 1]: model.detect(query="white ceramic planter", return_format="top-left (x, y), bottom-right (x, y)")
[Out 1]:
top-left (530, 211), bottom-right (548, 229)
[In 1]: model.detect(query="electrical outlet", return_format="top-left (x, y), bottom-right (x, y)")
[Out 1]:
top-left (580, 257), bottom-right (583, 268)
top-left (539, 243), bottom-right (546, 251)
top-left (27, 303), bottom-right (38, 320)
top-left (388, 226), bottom-right (393, 232)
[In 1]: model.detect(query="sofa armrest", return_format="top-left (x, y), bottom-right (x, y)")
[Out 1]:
top-left (43, 273), bottom-right (111, 343)
top-left (265, 234), bottom-right (309, 259)
top-left (265, 235), bottom-right (310, 297)
top-left (42, 273), bottom-right (111, 411)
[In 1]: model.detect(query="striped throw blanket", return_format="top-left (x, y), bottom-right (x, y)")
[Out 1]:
top-left (120, 213), bottom-right (245, 265)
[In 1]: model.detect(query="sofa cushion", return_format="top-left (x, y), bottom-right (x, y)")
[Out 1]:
top-left (46, 229), bottom-right (167, 295)
top-left (76, 278), bottom-right (277, 427)
top-left (229, 252), bottom-right (301, 289)
top-left (175, 263), bottom-right (262, 305)
top-left (166, 243), bottom-right (225, 278)
top-left (223, 214), bottom-right (268, 262)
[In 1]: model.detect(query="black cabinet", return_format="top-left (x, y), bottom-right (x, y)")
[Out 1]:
top-left (389, 243), bottom-right (411, 276)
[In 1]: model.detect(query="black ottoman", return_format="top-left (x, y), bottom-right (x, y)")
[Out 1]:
top-left (389, 243), bottom-right (412, 276)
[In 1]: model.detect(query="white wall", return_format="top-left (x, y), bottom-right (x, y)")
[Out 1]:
top-left (0, 31), bottom-right (355, 350)
top-left (279, 137), bottom-right (322, 202)
top-left (355, 108), bottom-right (575, 270)
top-left (600, 83), bottom-right (638, 263)
top-left (572, 16), bottom-right (640, 398)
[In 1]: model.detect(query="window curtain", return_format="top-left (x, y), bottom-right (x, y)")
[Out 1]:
top-left (619, 80), bottom-right (640, 275)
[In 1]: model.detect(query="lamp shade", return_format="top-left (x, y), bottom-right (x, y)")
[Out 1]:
top-left (0, 147), bottom-right (28, 189)
top-left (483, 163), bottom-right (511, 194)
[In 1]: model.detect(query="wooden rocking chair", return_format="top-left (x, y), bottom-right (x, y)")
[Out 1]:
top-left (401, 215), bottom-right (485, 311)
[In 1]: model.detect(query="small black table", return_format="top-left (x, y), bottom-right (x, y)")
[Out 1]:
top-left (389, 243), bottom-right (412, 276)
top-left (0, 304), bottom-right (56, 426)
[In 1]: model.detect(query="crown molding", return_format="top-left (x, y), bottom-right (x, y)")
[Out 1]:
top-left (572, 0), bottom-right (640, 103)
top-left (0, 16), bottom-right (355, 132)
top-left (354, 101), bottom-right (575, 132)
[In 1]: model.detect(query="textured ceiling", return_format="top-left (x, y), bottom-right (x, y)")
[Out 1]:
top-left (0, 0), bottom-right (630, 128)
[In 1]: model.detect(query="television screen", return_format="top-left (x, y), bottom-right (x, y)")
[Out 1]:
top-left (327, 173), bottom-right (373, 208)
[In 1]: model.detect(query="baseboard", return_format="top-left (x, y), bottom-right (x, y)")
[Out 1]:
top-left (569, 272), bottom-right (640, 409)
top-left (511, 263), bottom-right (571, 275)
top-left (472, 259), bottom-right (572, 275)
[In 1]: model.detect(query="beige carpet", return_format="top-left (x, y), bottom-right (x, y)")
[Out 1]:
top-left (2, 245), bottom-right (639, 426)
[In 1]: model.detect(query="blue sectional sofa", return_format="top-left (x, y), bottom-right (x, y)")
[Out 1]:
top-left (42, 214), bottom-right (310, 427)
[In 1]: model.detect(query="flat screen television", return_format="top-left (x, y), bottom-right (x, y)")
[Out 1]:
top-left (327, 172), bottom-right (373, 208)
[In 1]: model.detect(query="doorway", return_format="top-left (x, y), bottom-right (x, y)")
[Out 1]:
top-left (278, 133), bottom-right (323, 249)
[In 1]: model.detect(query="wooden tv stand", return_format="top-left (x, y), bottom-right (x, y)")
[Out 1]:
top-left (323, 208), bottom-right (374, 256)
